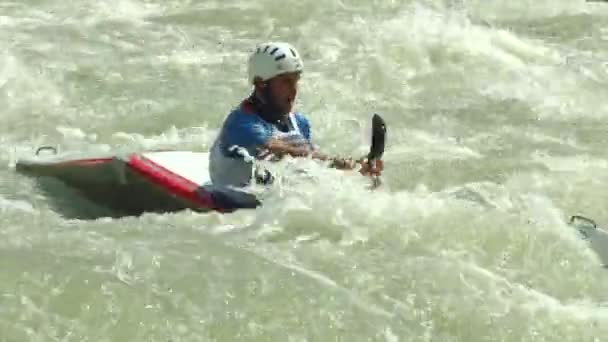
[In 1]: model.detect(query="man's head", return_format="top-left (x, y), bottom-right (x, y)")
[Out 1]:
top-left (248, 42), bottom-right (303, 118)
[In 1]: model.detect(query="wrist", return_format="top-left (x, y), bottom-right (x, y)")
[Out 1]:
top-left (329, 157), bottom-right (355, 170)
top-left (289, 145), bottom-right (311, 157)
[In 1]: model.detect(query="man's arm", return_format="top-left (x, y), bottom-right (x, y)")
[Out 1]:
top-left (268, 113), bottom-right (384, 176)
top-left (223, 112), bottom-right (321, 159)
top-left (262, 131), bottom-right (382, 175)
top-left (263, 137), bottom-right (311, 157)
top-left (263, 136), bottom-right (356, 167)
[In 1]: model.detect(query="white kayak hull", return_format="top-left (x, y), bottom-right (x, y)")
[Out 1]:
top-left (16, 148), bottom-right (259, 217)
top-left (569, 215), bottom-right (608, 267)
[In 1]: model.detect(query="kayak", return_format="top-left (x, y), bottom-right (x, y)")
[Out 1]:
top-left (569, 215), bottom-right (608, 267)
top-left (15, 113), bottom-right (387, 218)
top-left (16, 148), bottom-right (260, 216)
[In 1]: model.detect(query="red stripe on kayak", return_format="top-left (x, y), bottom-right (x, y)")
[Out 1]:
top-left (126, 154), bottom-right (220, 211)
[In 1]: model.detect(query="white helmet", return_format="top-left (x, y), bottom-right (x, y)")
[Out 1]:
top-left (247, 42), bottom-right (304, 85)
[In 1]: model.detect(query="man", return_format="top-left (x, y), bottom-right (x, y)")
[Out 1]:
top-left (208, 41), bottom-right (383, 188)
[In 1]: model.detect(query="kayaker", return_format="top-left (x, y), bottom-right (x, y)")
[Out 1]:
top-left (208, 41), bottom-right (383, 187)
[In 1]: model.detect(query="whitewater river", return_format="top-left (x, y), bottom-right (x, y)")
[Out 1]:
top-left (3, 0), bottom-right (608, 340)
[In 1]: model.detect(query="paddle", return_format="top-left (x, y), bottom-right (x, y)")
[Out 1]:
top-left (368, 113), bottom-right (386, 163)
top-left (365, 113), bottom-right (386, 188)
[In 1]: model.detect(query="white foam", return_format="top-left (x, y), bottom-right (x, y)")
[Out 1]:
top-left (0, 195), bottom-right (35, 213)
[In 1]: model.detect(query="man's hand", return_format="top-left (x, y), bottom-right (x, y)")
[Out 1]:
top-left (329, 157), bottom-right (384, 176)
top-left (358, 159), bottom-right (383, 176)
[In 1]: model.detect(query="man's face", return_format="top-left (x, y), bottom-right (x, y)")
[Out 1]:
top-left (266, 72), bottom-right (301, 114)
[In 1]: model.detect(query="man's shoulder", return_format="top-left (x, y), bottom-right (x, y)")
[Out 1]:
top-left (225, 101), bottom-right (264, 124)
top-left (220, 101), bottom-right (270, 139)
top-left (231, 99), bottom-right (257, 115)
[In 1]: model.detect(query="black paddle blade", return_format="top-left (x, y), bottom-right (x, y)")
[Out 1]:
top-left (368, 114), bottom-right (386, 161)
